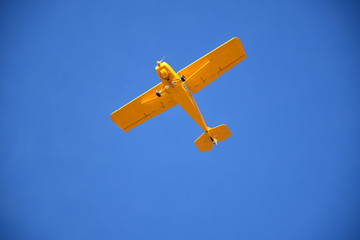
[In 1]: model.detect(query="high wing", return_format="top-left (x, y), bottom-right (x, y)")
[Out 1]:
top-left (178, 37), bottom-right (246, 94)
top-left (110, 83), bottom-right (176, 132)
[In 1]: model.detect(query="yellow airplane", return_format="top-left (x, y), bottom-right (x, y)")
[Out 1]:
top-left (110, 37), bottom-right (246, 152)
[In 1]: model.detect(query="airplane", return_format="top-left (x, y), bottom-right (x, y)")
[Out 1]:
top-left (110, 37), bottom-right (246, 152)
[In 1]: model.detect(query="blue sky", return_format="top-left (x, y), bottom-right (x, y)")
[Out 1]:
top-left (1, 0), bottom-right (360, 239)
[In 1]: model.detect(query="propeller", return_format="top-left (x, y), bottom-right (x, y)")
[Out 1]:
top-left (159, 56), bottom-right (166, 63)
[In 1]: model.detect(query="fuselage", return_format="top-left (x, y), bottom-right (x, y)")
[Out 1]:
top-left (155, 61), bottom-right (209, 132)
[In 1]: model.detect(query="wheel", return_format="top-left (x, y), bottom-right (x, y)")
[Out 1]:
top-left (155, 90), bottom-right (161, 97)
top-left (180, 75), bottom-right (186, 82)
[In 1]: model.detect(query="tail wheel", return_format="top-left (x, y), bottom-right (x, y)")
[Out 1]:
top-left (155, 90), bottom-right (161, 97)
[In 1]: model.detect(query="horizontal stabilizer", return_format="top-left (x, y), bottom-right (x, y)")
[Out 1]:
top-left (194, 132), bottom-right (213, 152)
top-left (208, 124), bottom-right (231, 142)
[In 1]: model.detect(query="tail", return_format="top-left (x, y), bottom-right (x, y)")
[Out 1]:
top-left (194, 124), bottom-right (232, 152)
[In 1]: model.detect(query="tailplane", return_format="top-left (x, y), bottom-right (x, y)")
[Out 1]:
top-left (194, 124), bottom-right (231, 152)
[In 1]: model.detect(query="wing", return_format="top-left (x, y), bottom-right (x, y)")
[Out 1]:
top-left (110, 83), bottom-right (176, 132)
top-left (178, 37), bottom-right (246, 94)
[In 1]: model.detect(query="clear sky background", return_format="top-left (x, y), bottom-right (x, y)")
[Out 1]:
top-left (1, 0), bottom-right (360, 239)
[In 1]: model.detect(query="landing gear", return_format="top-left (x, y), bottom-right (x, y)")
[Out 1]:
top-left (155, 90), bottom-right (161, 97)
top-left (180, 75), bottom-right (186, 82)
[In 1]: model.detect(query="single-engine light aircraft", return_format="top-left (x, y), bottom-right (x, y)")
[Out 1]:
top-left (110, 37), bottom-right (246, 152)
